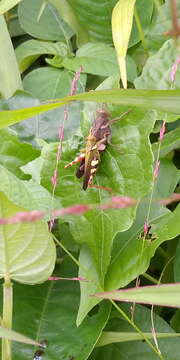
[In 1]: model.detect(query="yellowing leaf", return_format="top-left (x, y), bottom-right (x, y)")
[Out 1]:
top-left (112, 0), bottom-right (136, 88)
top-left (0, 0), bottom-right (22, 14)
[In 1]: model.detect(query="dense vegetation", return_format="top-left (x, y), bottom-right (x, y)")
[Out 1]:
top-left (0, 0), bottom-right (180, 359)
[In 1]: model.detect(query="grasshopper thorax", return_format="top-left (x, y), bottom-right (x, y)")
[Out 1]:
top-left (91, 109), bottom-right (111, 141)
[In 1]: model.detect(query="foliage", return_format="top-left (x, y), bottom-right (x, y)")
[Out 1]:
top-left (0, 0), bottom-right (180, 359)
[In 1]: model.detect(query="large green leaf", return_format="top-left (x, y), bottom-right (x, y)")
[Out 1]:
top-left (40, 106), bottom-right (156, 322)
top-left (0, 165), bottom-right (59, 215)
top-left (77, 154), bottom-right (179, 323)
top-left (0, 15), bottom-right (22, 98)
top-left (90, 304), bottom-right (180, 360)
top-left (49, 0), bottom-right (89, 46)
top-left (174, 239), bottom-right (180, 282)
top-left (95, 282), bottom-right (180, 307)
top-left (134, 40), bottom-right (180, 90)
top-left (106, 203), bottom-right (180, 290)
top-left (0, 91), bottom-right (83, 143)
top-left (23, 67), bottom-right (87, 101)
top-left (2, 259), bottom-right (111, 360)
top-left (171, 309), bottom-right (180, 333)
top-left (16, 39), bottom-right (69, 72)
top-left (97, 331), bottom-right (180, 347)
top-left (18, 0), bottom-right (74, 41)
top-left (67, 0), bottom-right (153, 46)
top-left (62, 42), bottom-right (137, 82)
top-left (152, 126), bottom-right (180, 158)
top-left (40, 135), bottom-right (136, 284)
top-left (0, 326), bottom-right (38, 346)
top-left (22, 69), bottom-right (86, 142)
top-left (0, 128), bottom-right (40, 179)
top-left (0, 89), bottom-right (180, 129)
top-left (77, 246), bottom-right (105, 326)
top-left (8, 5), bottom-right (25, 38)
top-left (0, 192), bottom-right (56, 284)
top-left (105, 158), bottom-right (180, 290)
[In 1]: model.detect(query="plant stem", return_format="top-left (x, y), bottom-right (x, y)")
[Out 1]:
top-left (111, 300), bottom-right (164, 360)
top-left (2, 278), bottom-right (13, 360)
top-left (157, 246), bottom-right (170, 260)
top-left (142, 272), bottom-right (158, 284)
top-left (134, 6), bottom-right (149, 55)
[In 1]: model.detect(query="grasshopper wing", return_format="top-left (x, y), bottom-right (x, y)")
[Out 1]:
top-left (83, 150), bottom-right (99, 190)
top-left (76, 159), bottom-right (85, 178)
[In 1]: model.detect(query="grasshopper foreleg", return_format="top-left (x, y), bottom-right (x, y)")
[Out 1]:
top-left (64, 152), bottom-right (85, 168)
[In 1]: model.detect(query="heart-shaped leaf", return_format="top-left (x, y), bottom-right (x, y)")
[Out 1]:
top-left (0, 192), bottom-right (56, 284)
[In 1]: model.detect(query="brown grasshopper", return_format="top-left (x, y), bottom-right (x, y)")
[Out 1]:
top-left (64, 108), bottom-right (131, 190)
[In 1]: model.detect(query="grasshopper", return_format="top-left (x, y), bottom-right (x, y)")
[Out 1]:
top-left (64, 108), bottom-right (131, 190)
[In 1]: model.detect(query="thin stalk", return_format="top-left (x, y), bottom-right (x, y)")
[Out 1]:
top-left (153, 0), bottom-right (166, 18)
top-left (157, 246), bottom-right (170, 260)
top-left (52, 235), bottom-right (98, 283)
top-left (111, 300), bottom-right (164, 360)
top-left (134, 6), bottom-right (149, 55)
top-left (142, 272), bottom-right (158, 284)
top-left (52, 234), bottom-right (80, 267)
top-left (2, 278), bottom-right (13, 360)
top-left (140, 114), bottom-right (167, 262)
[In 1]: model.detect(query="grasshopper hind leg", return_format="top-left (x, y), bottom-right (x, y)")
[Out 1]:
top-left (64, 153), bottom-right (85, 169)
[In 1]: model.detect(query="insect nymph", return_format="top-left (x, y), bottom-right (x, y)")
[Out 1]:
top-left (65, 108), bottom-right (130, 190)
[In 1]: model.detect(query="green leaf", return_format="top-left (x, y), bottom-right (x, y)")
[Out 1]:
top-left (0, 326), bottom-right (39, 346)
top-left (8, 6), bottom-right (25, 38)
top-left (0, 89), bottom-right (180, 129)
top-left (0, 192), bottom-right (56, 284)
top-left (128, 0), bottom-right (154, 48)
top-left (1, 91), bottom-right (82, 143)
top-left (149, 1), bottom-right (180, 47)
top-left (174, 239), bottom-right (180, 282)
top-left (95, 282), bottom-right (180, 308)
top-left (40, 134), bottom-right (136, 283)
top-left (0, 165), bottom-right (59, 214)
top-left (48, 0), bottom-right (89, 46)
top-left (134, 40), bottom-right (180, 90)
top-left (171, 309), bottom-right (180, 333)
top-left (0, 128), bottom-right (40, 179)
top-left (97, 331), bottom-right (180, 347)
top-left (63, 42), bottom-right (137, 82)
top-left (18, 0), bottom-right (74, 41)
top-left (23, 67), bottom-right (87, 101)
top-left (67, 0), bottom-right (153, 46)
top-left (0, 15), bottom-right (22, 98)
top-left (21, 69), bottom-right (86, 141)
top-left (152, 126), bottom-right (180, 158)
top-left (40, 107), bottom-right (156, 323)
top-left (0, 0), bottom-right (22, 14)
top-left (77, 246), bottom-right (104, 326)
top-left (91, 304), bottom-right (180, 360)
top-left (16, 39), bottom-right (69, 72)
top-left (5, 259), bottom-right (111, 360)
top-left (105, 159), bottom-right (179, 290)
